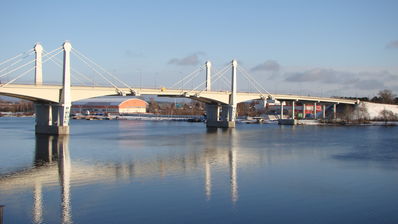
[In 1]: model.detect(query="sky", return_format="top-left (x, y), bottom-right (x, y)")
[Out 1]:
top-left (0, 0), bottom-right (398, 98)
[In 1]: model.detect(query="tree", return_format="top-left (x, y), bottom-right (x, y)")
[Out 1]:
top-left (237, 102), bottom-right (250, 116)
top-left (377, 89), bottom-right (396, 104)
top-left (379, 109), bottom-right (398, 124)
top-left (354, 103), bottom-right (370, 122)
top-left (148, 98), bottom-right (159, 114)
top-left (341, 105), bottom-right (355, 122)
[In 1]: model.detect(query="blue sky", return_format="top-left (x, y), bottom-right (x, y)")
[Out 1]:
top-left (1, 0), bottom-right (398, 97)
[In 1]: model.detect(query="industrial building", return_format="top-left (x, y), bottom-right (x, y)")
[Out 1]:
top-left (71, 97), bottom-right (148, 115)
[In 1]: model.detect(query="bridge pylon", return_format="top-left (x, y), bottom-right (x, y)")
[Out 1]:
top-left (34, 43), bottom-right (43, 85)
top-left (35, 42), bottom-right (71, 135)
top-left (205, 60), bottom-right (237, 128)
top-left (205, 61), bottom-right (211, 91)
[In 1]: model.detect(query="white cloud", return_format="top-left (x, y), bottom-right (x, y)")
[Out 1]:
top-left (386, 40), bottom-right (398, 49)
top-left (282, 68), bottom-right (398, 95)
top-left (168, 52), bottom-right (205, 66)
top-left (251, 60), bottom-right (280, 72)
top-left (284, 68), bottom-right (356, 83)
top-left (353, 79), bottom-right (385, 90)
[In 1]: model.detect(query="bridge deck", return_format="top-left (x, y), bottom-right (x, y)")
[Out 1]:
top-left (0, 84), bottom-right (358, 104)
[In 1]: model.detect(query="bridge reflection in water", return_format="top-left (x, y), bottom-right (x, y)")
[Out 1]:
top-left (34, 135), bottom-right (72, 224)
top-left (0, 129), bottom-right (243, 223)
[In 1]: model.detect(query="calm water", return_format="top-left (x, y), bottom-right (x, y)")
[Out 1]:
top-left (0, 117), bottom-right (398, 224)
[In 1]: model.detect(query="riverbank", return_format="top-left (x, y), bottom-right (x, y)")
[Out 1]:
top-left (278, 119), bottom-right (398, 126)
top-left (72, 114), bottom-right (205, 122)
top-left (2, 114), bottom-right (397, 126)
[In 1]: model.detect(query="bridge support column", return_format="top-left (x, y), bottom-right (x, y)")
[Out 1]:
top-left (314, 103), bottom-right (317, 119)
top-left (34, 42), bottom-right (72, 135)
top-left (280, 101), bottom-right (284, 119)
top-left (206, 104), bottom-right (219, 127)
top-left (333, 104), bottom-right (337, 120)
top-left (303, 103), bottom-right (306, 119)
top-left (35, 103), bottom-right (69, 135)
top-left (205, 104), bottom-right (235, 128)
top-left (229, 60), bottom-right (237, 124)
top-left (59, 41), bottom-right (72, 129)
top-left (0, 205), bottom-right (4, 224)
top-left (322, 104), bottom-right (326, 119)
top-left (292, 101), bottom-right (295, 119)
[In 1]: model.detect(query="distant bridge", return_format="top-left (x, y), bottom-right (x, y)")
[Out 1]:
top-left (0, 42), bottom-right (358, 134)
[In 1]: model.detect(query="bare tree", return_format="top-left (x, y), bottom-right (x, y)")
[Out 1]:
top-left (341, 105), bottom-right (355, 122)
top-left (148, 98), bottom-right (159, 114)
top-left (354, 103), bottom-right (369, 122)
top-left (378, 89), bottom-right (396, 104)
top-left (379, 109), bottom-right (398, 124)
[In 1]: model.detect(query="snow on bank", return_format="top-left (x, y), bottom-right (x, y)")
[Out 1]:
top-left (361, 102), bottom-right (398, 119)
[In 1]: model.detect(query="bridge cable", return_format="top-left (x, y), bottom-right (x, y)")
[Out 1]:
top-left (221, 75), bottom-right (231, 87)
top-left (1, 49), bottom-right (64, 87)
top-left (0, 49), bottom-right (33, 67)
top-left (207, 66), bottom-right (231, 90)
top-left (0, 50), bottom-right (34, 74)
top-left (71, 50), bottom-right (123, 91)
top-left (238, 69), bottom-right (266, 97)
top-left (178, 69), bottom-right (203, 90)
top-left (197, 66), bottom-right (231, 91)
top-left (42, 49), bottom-right (95, 85)
top-left (0, 57), bottom-right (27, 74)
top-left (237, 66), bottom-right (272, 97)
top-left (174, 66), bottom-right (205, 91)
top-left (169, 65), bottom-right (205, 89)
top-left (193, 64), bottom-right (230, 93)
top-left (42, 52), bottom-right (89, 86)
top-left (71, 48), bottom-right (132, 89)
top-left (0, 47), bottom-right (62, 79)
top-left (194, 65), bottom-right (230, 92)
top-left (237, 67), bottom-right (264, 94)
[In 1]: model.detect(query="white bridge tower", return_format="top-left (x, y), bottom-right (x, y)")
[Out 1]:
top-left (35, 42), bottom-right (72, 135)
top-left (205, 60), bottom-right (238, 128)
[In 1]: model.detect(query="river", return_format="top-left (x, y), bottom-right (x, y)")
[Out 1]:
top-left (0, 117), bottom-right (397, 223)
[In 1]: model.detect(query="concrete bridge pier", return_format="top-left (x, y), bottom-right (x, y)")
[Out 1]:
top-left (333, 104), bottom-right (337, 120)
top-left (205, 60), bottom-right (237, 128)
top-left (313, 102), bottom-right (317, 119)
top-left (292, 101), bottom-right (295, 119)
top-left (35, 103), bottom-right (70, 135)
top-left (205, 104), bottom-right (220, 127)
top-left (35, 41), bottom-right (72, 135)
top-left (205, 104), bottom-right (235, 128)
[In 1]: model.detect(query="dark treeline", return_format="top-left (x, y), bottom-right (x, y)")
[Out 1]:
top-left (0, 98), bottom-right (34, 113)
top-left (336, 89), bottom-right (398, 105)
top-left (147, 98), bottom-right (258, 117)
top-left (148, 98), bottom-right (205, 116)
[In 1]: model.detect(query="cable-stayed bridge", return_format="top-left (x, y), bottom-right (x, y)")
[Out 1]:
top-left (0, 42), bottom-right (358, 134)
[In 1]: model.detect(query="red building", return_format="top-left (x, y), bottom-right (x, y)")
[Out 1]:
top-left (72, 97), bottom-right (148, 115)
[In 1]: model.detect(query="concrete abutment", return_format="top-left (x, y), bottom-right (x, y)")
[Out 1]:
top-left (35, 103), bottom-right (70, 135)
top-left (205, 104), bottom-right (236, 128)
